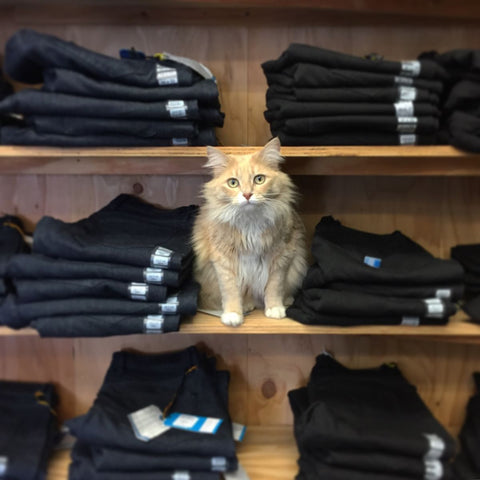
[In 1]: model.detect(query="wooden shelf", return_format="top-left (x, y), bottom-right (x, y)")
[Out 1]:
top-left (0, 145), bottom-right (479, 176)
top-left (3, 310), bottom-right (480, 343)
top-left (46, 425), bottom-right (299, 480)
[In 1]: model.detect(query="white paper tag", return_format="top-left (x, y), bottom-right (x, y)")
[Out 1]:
top-left (160, 296), bottom-right (180, 314)
top-left (394, 75), bottom-right (414, 86)
top-left (211, 457), bottom-right (228, 472)
top-left (224, 463), bottom-right (250, 480)
top-left (150, 246), bottom-right (174, 268)
top-left (143, 268), bottom-right (165, 284)
top-left (364, 256), bottom-right (382, 268)
top-left (423, 433), bottom-right (445, 460)
top-left (166, 100), bottom-right (187, 119)
top-left (0, 457), bottom-right (7, 476)
top-left (172, 138), bottom-right (189, 146)
top-left (143, 315), bottom-right (165, 333)
top-left (397, 118), bottom-right (418, 133)
top-left (164, 413), bottom-right (223, 434)
top-left (232, 422), bottom-right (247, 442)
top-left (399, 86), bottom-right (418, 101)
top-left (394, 101), bottom-right (414, 117)
top-left (424, 300), bottom-right (444, 317)
top-left (172, 472), bottom-right (191, 480)
top-left (128, 405), bottom-right (170, 442)
top-left (399, 134), bottom-right (417, 145)
top-left (401, 316), bottom-right (420, 326)
top-left (128, 282), bottom-right (149, 300)
top-left (401, 60), bottom-right (421, 77)
top-left (161, 52), bottom-right (214, 80)
top-left (156, 65), bottom-right (179, 85)
top-left (435, 289), bottom-right (451, 299)
top-left (424, 459), bottom-right (443, 480)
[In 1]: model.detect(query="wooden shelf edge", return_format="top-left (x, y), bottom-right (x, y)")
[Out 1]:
top-left (0, 145), bottom-right (479, 176)
top-left (2, 311), bottom-right (480, 342)
top-left (47, 425), bottom-right (299, 480)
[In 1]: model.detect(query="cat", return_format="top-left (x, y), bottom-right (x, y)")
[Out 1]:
top-left (192, 137), bottom-right (308, 327)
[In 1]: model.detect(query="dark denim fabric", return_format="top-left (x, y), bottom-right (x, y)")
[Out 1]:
top-left (5, 29), bottom-right (203, 87)
top-left (0, 380), bottom-right (58, 480)
top-left (33, 195), bottom-right (198, 270)
top-left (262, 43), bottom-right (448, 80)
top-left (31, 313), bottom-right (181, 337)
top-left (28, 116), bottom-right (199, 139)
top-left (66, 347), bottom-right (238, 474)
top-left (1, 125), bottom-right (217, 147)
top-left (264, 63), bottom-right (444, 92)
top-left (7, 254), bottom-right (190, 288)
top-left (43, 68), bottom-right (221, 105)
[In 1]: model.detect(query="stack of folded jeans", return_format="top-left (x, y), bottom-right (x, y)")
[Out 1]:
top-left (286, 216), bottom-right (464, 326)
top-left (261, 43), bottom-right (447, 146)
top-left (451, 243), bottom-right (480, 321)
top-left (288, 354), bottom-right (456, 480)
top-left (0, 214), bottom-right (30, 307)
top-left (419, 49), bottom-right (480, 152)
top-left (66, 346), bottom-right (238, 479)
top-left (0, 380), bottom-right (59, 480)
top-left (452, 373), bottom-right (480, 479)
top-left (0, 29), bottom-right (224, 147)
top-left (1, 194), bottom-right (200, 337)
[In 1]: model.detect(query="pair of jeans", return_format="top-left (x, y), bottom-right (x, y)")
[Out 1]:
top-left (0, 90), bottom-right (224, 126)
top-left (33, 195), bottom-right (198, 270)
top-left (43, 68), bottom-right (221, 106)
top-left (265, 99), bottom-right (440, 121)
top-left (66, 347), bottom-right (237, 476)
top-left (5, 29), bottom-right (204, 87)
top-left (267, 84), bottom-right (440, 104)
top-left (443, 111), bottom-right (480, 153)
top-left (288, 355), bottom-right (455, 480)
top-left (264, 63), bottom-right (444, 93)
top-left (7, 254), bottom-right (190, 288)
top-left (0, 380), bottom-right (58, 480)
top-left (261, 43), bottom-right (448, 80)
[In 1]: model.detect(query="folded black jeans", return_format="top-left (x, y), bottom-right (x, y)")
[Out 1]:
top-left (33, 195), bottom-right (198, 270)
top-left (5, 29), bottom-right (204, 87)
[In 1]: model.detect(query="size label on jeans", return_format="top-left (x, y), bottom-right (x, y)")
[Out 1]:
top-left (401, 316), bottom-right (420, 326)
top-left (128, 282), bottom-right (149, 300)
top-left (151, 246), bottom-right (173, 268)
top-left (172, 472), bottom-right (191, 480)
top-left (172, 138), bottom-right (189, 146)
top-left (164, 413), bottom-right (223, 434)
top-left (394, 101), bottom-right (414, 117)
top-left (423, 433), bottom-right (445, 460)
top-left (166, 100), bottom-right (188, 118)
top-left (159, 295), bottom-right (179, 313)
top-left (397, 117), bottom-right (418, 134)
top-left (211, 457), bottom-right (228, 472)
top-left (143, 315), bottom-right (165, 333)
top-left (399, 86), bottom-right (418, 101)
top-left (424, 459), bottom-right (443, 480)
top-left (401, 60), bottom-right (421, 77)
top-left (435, 289), bottom-right (451, 299)
top-left (156, 65), bottom-right (179, 85)
top-left (0, 457), bottom-right (7, 476)
top-left (364, 256), bottom-right (382, 268)
top-left (394, 75), bottom-right (414, 86)
top-left (399, 134), bottom-right (417, 145)
top-left (128, 405), bottom-right (169, 441)
top-left (143, 267), bottom-right (165, 284)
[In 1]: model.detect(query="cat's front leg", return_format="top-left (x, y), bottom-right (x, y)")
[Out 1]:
top-left (264, 264), bottom-right (287, 319)
top-left (213, 262), bottom-right (244, 327)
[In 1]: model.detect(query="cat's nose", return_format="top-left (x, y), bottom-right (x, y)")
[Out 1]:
top-left (243, 192), bottom-right (253, 201)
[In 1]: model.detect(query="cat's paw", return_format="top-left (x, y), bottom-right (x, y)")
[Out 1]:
top-left (265, 305), bottom-right (286, 319)
top-left (221, 311), bottom-right (244, 327)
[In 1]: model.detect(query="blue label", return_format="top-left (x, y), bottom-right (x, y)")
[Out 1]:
top-left (364, 256), bottom-right (382, 268)
top-left (164, 413), bottom-right (223, 434)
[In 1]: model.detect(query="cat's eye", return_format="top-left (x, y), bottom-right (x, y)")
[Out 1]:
top-left (254, 174), bottom-right (266, 185)
top-left (227, 178), bottom-right (239, 188)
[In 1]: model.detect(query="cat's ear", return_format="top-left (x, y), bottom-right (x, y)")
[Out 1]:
top-left (259, 137), bottom-right (284, 170)
top-left (204, 146), bottom-right (229, 175)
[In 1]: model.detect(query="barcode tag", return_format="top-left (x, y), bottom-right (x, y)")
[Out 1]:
top-left (423, 433), bottom-right (445, 460)
top-left (394, 101), bottom-right (414, 117)
top-left (211, 457), bottom-right (228, 472)
top-left (166, 100), bottom-right (188, 119)
top-left (399, 134), bottom-right (417, 145)
top-left (156, 65), bottom-right (179, 85)
top-left (394, 75), bottom-right (414, 86)
top-left (128, 405), bottom-right (170, 442)
top-left (128, 282), bottom-right (149, 300)
top-left (401, 60), bottom-right (421, 77)
top-left (224, 464), bottom-right (250, 480)
top-left (150, 246), bottom-right (173, 268)
top-left (364, 256), bottom-right (382, 268)
top-left (143, 315), bottom-right (165, 334)
top-left (143, 268), bottom-right (165, 284)
top-left (0, 457), bottom-right (7, 476)
top-left (160, 295), bottom-right (180, 314)
top-left (399, 86), bottom-right (418, 101)
top-left (397, 117), bottom-right (418, 133)
top-left (401, 316), bottom-right (420, 326)
top-left (435, 289), bottom-right (451, 299)
top-left (424, 459), bottom-right (443, 480)
top-left (232, 422), bottom-right (247, 442)
top-left (164, 413), bottom-right (223, 434)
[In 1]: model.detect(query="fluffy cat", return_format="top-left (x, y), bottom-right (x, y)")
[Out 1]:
top-left (192, 137), bottom-right (308, 327)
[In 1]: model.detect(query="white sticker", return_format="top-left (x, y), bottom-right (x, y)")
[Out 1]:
top-left (0, 457), bottom-right (7, 476)
top-left (156, 65), bottom-right (179, 85)
top-left (399, 86), bottom-right (418, 101)
top-left (426, 303), bottom-right (444, 316)
top-left (424, 459), bottom-right (443, 480)
top-left (128, 405), bottom-right (169, 442)
top-left (211, 457), bottom-right (228, 472)
top-left (172, 138), bottom-right (189, 146)
top-left (435, 289), bottom-right (451, 299)
top-left (143, 268), bottom-right (165, 284)
top-left (160, 295), bottom-right (180, 313)
top-left (399, 134), bottom-right (417, 145)
top-left (397, 119), bottom-right (417, 134)
top-left (164, 413), bottom-right (223, 434)
top-left (150, 246), bottom-right (173, 268)
top-left (394, 101), bottom-right (414, 117)
top-left (232, 422), bottom-right (247, 442)
top-left (172, 472), bottom-right (191, 480)
top-left (401, 316), bottom-right (420, 326)
top-left (394, 75), bottom-right (414, 86)
top-left (401, 60), bottom-right (421, 77)
top-left (143, 315), bottom-right (165, 333)
top-left (166, 100), bottom-right (187, 119)
top-left (224, 463), bottom-right (250, 480)
top-left (128, 282), bottom-right (149, 300)
top-left (423, 433), bottom-right (445, 460)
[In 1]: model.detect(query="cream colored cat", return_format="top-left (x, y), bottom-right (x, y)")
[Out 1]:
top-left (192, 137), bottom-right (308, 327)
